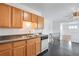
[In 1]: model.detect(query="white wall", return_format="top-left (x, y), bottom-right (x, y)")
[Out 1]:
top-left (61, 22), bottom-right (79, 43)
top-left (42, 10), bottom-right (53, 34)
top-left (0, 3), bottom-right (43, 36)
top-left (41, 3), bottom-right (79, 34)
top-left (42, 4), bottom-right (71, 34)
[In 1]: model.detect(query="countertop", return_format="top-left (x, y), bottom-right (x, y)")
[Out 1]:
top-left (0, 34), bottom-right (40, 44)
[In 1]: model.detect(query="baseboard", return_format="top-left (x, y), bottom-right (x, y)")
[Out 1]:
top-left (37, 49), bottom-right (48, 56)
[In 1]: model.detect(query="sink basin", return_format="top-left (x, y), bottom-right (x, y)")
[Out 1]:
top-left (21, 35), bottom-right (37, 39)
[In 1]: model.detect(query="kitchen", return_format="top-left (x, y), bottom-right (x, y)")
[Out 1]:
top-left (1, 3), bottom-right (79, 56)
top-left (0, 3), bottom-right (48, 56)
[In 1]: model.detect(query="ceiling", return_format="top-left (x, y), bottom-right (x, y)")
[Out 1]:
top-left (21, 3), bottom-right (79, 14)
top-left (22, 3), bottom-right (79, 9)
top-left (21, 3), bottom-right (79, 22)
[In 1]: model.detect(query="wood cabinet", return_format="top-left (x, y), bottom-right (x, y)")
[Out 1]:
top-left (0, 37), bottom-right (41, 56)
top-left (12, 7), bottom-right (23, 28)
top-left (0, 4), bottom-right (23, 28)
top-left (24, 12), bottom-right (32, 22)
top-left (38, 16), bottom-right (44, 29)
top-left (13, 41), bottom-right (26, 56)
top-left (26, 37), bottom-right (41, 56)
top-left (0, 49), bottom-right (12, 56)
top-left (32, 14), bottom-right (38, 23)
top-left (26, 39), bottom-right (36, 56)
top-left (0, 4), bottom-right (11, 28)
top-left (35, 38), bottom-right (41, 55)
top-left (13, 46), bottom-right (25, 56)
top-left (0, 43), bottom-right (12, 56)
top-left (0, 4), bottom-right (44, 29)
top-left (31, 14), bottom-right (38, 29)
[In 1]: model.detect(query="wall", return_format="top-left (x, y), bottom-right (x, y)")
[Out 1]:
top-left (42, 10), bottom-right (53, 34)
top-left (0, 3), bottom-right (43, 36)
top-left (41, 3), bottom-right (79, 34)
top-left (61, 22), bottom-right (79, 43)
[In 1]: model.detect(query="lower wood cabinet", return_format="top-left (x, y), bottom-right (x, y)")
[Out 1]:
top-left (35, 38), bottom-right (41, 55)
top-left (0, 49), bottom-right (12, 56)
top-left (13, 40), bottom-right (26, 56)
top-left (0, 43), bottom-right (12, 56)
top-left (13, 46), bottom-right (25, 56)
top-left (0, 37), bottom-right (41, 56)
top-left (26, 39), bottom-right (36, 56)
top-left (26, 37), bottom-right (41, 56)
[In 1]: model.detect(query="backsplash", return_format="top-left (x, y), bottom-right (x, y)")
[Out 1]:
top-left (0, 21), bottom-right (43, 36)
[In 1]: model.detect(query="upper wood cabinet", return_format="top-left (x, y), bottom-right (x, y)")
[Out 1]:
top-left (0, 4), bottom-right (44, 29)
top-left (24, 12), bottom-right (32, 22)
top-left (0, 4), bottom-right (11, 28)
top-left (0, 4), bottom-right (23, 28)
top-left (31, 14), bottom-right (38, 29)
top-left (11, 7), bottom-right (23, 28)
top-left (32, 14), bottom-right (38, 23)
top-left (38, 16), bottom-right (44, 29)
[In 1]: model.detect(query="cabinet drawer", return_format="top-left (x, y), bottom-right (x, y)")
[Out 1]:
top-left (0, 43), bottom-right (12, 51)
top-left (13, 40), bottom-right (26, 47)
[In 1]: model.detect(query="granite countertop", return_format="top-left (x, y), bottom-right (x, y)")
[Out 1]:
top-left (0, 34), bottom-right (40, 44)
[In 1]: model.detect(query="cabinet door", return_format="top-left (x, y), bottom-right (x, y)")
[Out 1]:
top-left (32, 14), bottom-right (38, 23)
top-left (24, 12), bottom-right (32, 22)
top-left (38, 16), bottom-right (44, 29)
top-left (0, 49), bottom-right (12, 56)
top-left (0, 43), bottom-right (12, 56)
top-left (27, 39), bottom-right (36, 56)
top-left (13, 40), bottom-right (26, 56)
top-left (13, 46), bottom-right (25, 56)
top-left (35, 38), bottom-right (41, 55)
top-left (12, 7), bottom-right (23, 28)
top-left (0, 4), bottom-right (11, 28)
top-left (32, 14), bottom-right (38, 29)
top-left (31, 41), bottom-right (36, 56)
